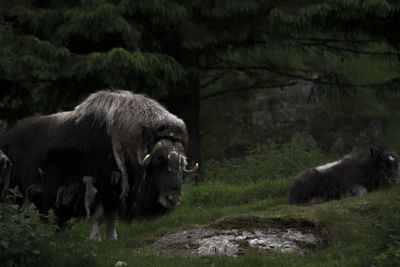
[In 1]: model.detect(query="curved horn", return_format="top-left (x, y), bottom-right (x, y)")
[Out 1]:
top-left (183, 163), bottom-right (199, 174)
top-left (142, 154), bottom-right (151, 166)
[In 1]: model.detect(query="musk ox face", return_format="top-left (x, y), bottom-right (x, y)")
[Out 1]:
top-left (143, 140), bottom-right (197, 209)
top-left (372, 147), bottom-right (398, 180)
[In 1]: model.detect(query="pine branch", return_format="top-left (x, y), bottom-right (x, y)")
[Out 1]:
top-left (201, 79), bottom-right (298, 100)
top-left (202, 60), bottom-right (400, 93)
top-left (298, 40), bottom-right (400, 57)
top-left (199, 71), bottom-right (230, 89)
top-left (295, 37), bottom-right (381, 44)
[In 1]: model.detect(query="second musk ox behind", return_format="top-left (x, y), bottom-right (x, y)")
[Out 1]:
top-left (287, 147), bottom-right (398, 204)
top-left (0, 90), bottom-right (198, 240)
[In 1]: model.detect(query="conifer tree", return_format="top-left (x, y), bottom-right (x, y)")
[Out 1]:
top-left (1, 0), bottom-right (400, 161)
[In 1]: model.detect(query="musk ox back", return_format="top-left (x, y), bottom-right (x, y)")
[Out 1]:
top-left (287, 147), bottom-right (398, 204)
top-left (0, 89), bottom-right (198, 240)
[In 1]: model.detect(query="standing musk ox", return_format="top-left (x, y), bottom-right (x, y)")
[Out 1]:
top-left (0, 90), bottom-right (198, 240)
top-left (287, 147), bottom-right (398, 204)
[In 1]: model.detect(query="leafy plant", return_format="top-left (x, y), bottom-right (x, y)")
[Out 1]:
top-left (0, 189), bottom-right (57, 267)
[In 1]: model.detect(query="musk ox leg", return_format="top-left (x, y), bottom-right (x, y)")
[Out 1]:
top-left (19, 194), bottom-right (31, 212)
top-left (111, 135), bottom-right (129, 200)
top-left (105, 211), bottom-right (118, 240)
top-left (111, 171), bottom-right (121, 185)
top-left (83, 176), bottom-right (97, 219)
top-left (0, 150), bottom-right (12, 202)
top-left (55, 186), bottom-right (66, 208)
top-left (351, 185), bottom-right (368, 196)
top-left (22, 183), bottom-right (43, 212)
top-left (89, 203), bottom-right (104, 241)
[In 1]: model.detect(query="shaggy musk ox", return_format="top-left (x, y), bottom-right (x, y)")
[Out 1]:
top-left (0, 90), bottom-right (198, 240)
top-left (287, 147), bottom-right (398, 204)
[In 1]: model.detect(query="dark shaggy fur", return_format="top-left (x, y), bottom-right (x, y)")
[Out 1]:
top-left (287, 147), bottom-right (398, 204)
top-left (0, 149), bottom-right (12, 201)
top-left (0, 90), bottom-right (194, 238)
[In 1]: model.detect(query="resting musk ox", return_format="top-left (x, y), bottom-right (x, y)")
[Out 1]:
top-left (0, 90), bottom-right (198, 240)
top-left (287, 147), bottom-right (398, 204)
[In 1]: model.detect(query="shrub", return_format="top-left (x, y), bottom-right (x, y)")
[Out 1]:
top-left (0, 189), bottom-right (57, 267)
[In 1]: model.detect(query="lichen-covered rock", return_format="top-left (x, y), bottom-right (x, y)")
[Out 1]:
top-left (148, 227), bottom-right (322, 257)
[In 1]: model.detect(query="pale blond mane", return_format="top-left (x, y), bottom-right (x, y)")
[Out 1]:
top-left (73, 90), bottom-right (186, 138)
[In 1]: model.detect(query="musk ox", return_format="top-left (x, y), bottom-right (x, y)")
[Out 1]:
top-left (287, 147), bottom-right (398, 204)
top-left (0, 90), bottom-right (198, 240)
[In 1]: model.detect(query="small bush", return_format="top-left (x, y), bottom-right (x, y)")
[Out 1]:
top-left (0, 190), bottom-right (57, 267)
top-left (0, 189), bottom-right (98, 267)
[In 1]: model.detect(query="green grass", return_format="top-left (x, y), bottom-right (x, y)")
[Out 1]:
top-left (42, 181), bottom-right (400, 267)
top-left (183, 179), bottom-right (290, 207)
top-left (4, 137), bottom-right (400, 266)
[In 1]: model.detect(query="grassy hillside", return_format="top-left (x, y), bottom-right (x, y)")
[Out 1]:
top-left (1, 136), bottom-right (399, 266)
top-left (44, 185), bottom-right (399, 267)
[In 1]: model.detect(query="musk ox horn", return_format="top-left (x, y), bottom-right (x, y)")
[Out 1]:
top-left (142, 154), bottom-right (151, 166)
top-left (183, 163), bottom-right (199, 174)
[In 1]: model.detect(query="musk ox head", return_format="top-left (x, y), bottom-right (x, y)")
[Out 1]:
top-left (141, 139), bottom-right (198, 209)
top-left (370, 147), bottom-right (398, 184)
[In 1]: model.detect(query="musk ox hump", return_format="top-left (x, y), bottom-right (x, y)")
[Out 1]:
top-left (73, 90), bottom-right (187, 141)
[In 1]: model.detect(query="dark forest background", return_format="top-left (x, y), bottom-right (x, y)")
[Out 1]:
top-left (2, 0), bottom-right (400, 164)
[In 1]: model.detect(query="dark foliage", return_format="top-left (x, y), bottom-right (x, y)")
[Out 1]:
top-left (0, 189), bottom-right (57, 267)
